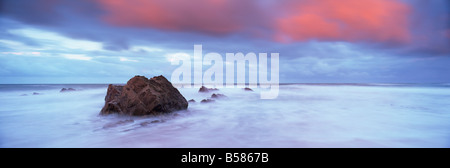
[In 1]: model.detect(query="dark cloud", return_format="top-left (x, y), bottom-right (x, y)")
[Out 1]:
top-left (401, 0), bottom-right (450, 56)
top-left (2, 0), bottom-right (448, 48)
top-left (1, 0), bottom-right (63, 25)
top-left (102, 38), bottom-right (129, 51)
top-left (0, 0), bottom-right (449, 83)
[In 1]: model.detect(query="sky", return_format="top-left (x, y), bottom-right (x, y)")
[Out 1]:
top-left (0, 0), bottom-right (449, 84)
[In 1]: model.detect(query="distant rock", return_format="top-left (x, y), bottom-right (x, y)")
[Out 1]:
top-left (20, 94), bottom-right (28, 96)
top-left (211, 93), bottom-right (226, 99)
top-left (60, 88), bottom-right (76, 92)
top-left (100, 75), bottom-right (188, 116)
top-left (201, 99), bottom-right (215, 103)
top-left (32, 92), bottom-right (41, 95)
top-left (198, 86), bottom-right (219, 93)
top-left (188, 99), bottom-right (196, 103)
top-left (243, 87), bottom-right (253, 91)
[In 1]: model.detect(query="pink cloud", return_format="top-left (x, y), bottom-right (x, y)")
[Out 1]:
top-left (97, 0), bottom-right (245, 35)
top-left (275, 0), bottom-right (411, 43)
top-left (97, 0), bottom-right (412, 43)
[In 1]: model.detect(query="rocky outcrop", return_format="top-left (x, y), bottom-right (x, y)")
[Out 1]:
top-left (60, 88), bottom-right (76, 92)
top-left (198, 86), bottom-right (219, 93)
top-left (100, 75), bottom-right (188, 116)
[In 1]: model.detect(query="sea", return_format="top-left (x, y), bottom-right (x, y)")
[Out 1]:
top-left (0, 83), bottom-right (449, 147)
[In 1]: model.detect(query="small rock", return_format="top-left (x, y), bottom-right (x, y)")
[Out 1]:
top-left (201, 99), bottom-right (215, 103)
top-left (32, 92), bottom-right (41, 95)
top-left (151, 120), bottom-right (161, 123)
top-left (60, 88), bottom-right (76, 92)
top-left (198, 86), bottom-right (219, 93)
top-left (140, 121), bottom-right (150, 126)
top-left (188, 99), bottom-right (196, 103)
top-left (103, 119), bottom-right (134, 129)
top-left (211, 93), bottom-right (226, 99)
top-left (20, 94), bottom-right (28, 96)
top-left (140, 120), bottom-right (161, 126)
top-left (243, 87), bottom-right (253, 91)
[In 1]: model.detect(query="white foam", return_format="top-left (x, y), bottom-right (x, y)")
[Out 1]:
top-left (0, 84), bottom-right (449, 147)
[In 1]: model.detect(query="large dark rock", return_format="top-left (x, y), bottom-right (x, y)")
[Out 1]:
top-left (100, 75), bottom-right (188, 116)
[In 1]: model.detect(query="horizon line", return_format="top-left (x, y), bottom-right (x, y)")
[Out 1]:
top-left (0, 82), bottom-right (449, 85)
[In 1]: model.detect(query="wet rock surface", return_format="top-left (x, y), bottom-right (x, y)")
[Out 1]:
top-left (100, 75), bottom-right (188, 116)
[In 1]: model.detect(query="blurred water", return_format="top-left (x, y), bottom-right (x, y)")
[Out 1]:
top-left (0, 84), bottom-right (449, 147)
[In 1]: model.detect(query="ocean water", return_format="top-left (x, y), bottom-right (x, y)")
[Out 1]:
top-left (0, 84), bottom-right (449, 148)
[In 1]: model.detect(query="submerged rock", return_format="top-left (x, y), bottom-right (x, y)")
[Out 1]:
top-left (100, 75), bottom-right (188, 116)
top-left (103, 119), bottom-right (134, 129)
top-left (200, 99), bottom-right (215, 103)
top-left (211, 93), bottom-right (226, 99)
top-left (60, 88), bottom-right (76, 92)
top-left (198, 86), bottom-right (219, 93)
top-left (151, 120), bottom-right (161, 123)
top-left (140, 120), bottom-right (162, 126)
top-left (32, 92), bottom-right (41, 95)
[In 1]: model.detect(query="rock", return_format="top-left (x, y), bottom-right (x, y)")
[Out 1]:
top-left (243, 87), bottom-right (253, 91)
top-left (20, 94), bottom-right (28, 96)
top-left (211, 93), bottom-right (226, 99)
top-left (140, 120), bottom-right (163, 126)
top-left (188, 99), bottom-right (196, 103)
top-left (32, 92), bottom-right (41, 95)
top-left (140, 122), bottom-right (150, 126)
top-left (151, 120), bottom-right (161, 123)
top-left (100, 75), bottom-right (188, 116)
top-left (103, 119), bottom-right (134, 129)
top-left (60, 88), bottom-right (76, 92)
top-left (198, 86), bottom-right (219, 93)
top-left (201, 99), bottom-right (215, 103)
